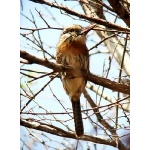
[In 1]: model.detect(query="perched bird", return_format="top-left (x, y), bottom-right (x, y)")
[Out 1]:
top-left (56, 24), bottom-right (95, 137)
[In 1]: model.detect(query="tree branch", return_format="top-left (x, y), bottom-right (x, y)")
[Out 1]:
top-left (29, 0), bottom-right (129, 32)
top-left (108, 0), bottom-right (130, 27)
top-left (79, 0), bottom-right (130, 75)
top-left (83, 89), bottom-right (127, 150)
top-left (20, 50), bottom-right (130, 95)
top-left (20, 118), bottom-right (117, 148)
top-left (86, 83), bottom-right (130, 112)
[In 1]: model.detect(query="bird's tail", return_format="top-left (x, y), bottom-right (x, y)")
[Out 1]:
top-left (71, 100), bottom-right (84, 137)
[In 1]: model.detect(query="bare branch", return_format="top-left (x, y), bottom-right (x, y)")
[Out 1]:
top-left (29, 0), bottom-right (129, 32)
top-left (86, 83), bottom-right (129, 112)
top-left (79, 0), bottom-right (130, 75)
top-left (20, 50), bottom-right (130, 94)
top-left (108, 0), bottom-right (130, 27)
top-left (20, 118), bottom-right (117, 148)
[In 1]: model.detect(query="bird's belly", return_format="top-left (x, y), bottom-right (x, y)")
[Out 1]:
top-left (62, 77), bottom-right (86, 101)
top-left (58, 54), bottom-right (88, 100)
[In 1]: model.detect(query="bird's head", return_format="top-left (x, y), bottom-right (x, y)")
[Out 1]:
top-left (57, 24), bottom-right (96, 47)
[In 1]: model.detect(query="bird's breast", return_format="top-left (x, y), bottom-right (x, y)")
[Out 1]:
top-left (57, 42), bottom-right (88, 56)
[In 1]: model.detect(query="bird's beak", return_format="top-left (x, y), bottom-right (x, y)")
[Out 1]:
top-left (80, 24), bottom-right (96, 35)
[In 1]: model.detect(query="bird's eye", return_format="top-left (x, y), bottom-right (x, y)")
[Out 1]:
top-left (69, 29), bottom-right (75, 32)
top-left (76, 29), bottom-right (81, 35)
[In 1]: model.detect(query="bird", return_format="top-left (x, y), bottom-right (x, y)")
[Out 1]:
top-left (56, 24), bottom-right (96, 137)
